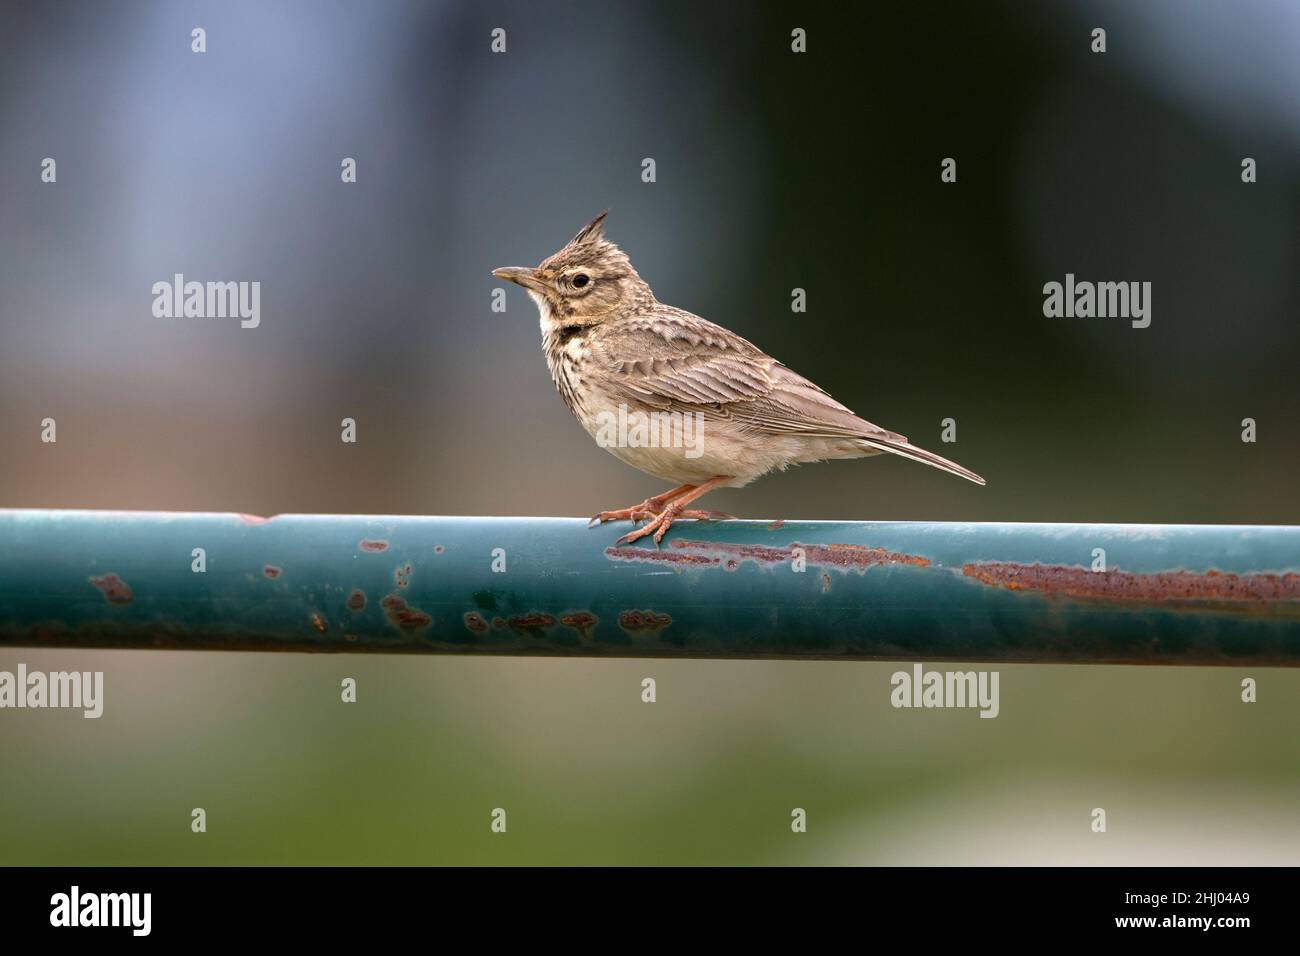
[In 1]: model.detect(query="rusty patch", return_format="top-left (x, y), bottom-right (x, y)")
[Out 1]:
top-left (962, 561), bottom-right (1300, 609)
top-left (359, 539), bottom-right (389, 553)
top-left (505, 612), bottom-right (557, 633)
top-left (767, 519), bottom-right (786, 531)
top-left (394, 563), bottom-right (412, 588)
top-left (88, 573), bottom-right (133, 605)
top-left (380, 593), bottom-right (432, 632)
top-left (345, 589), bottom-right (366, 611)
top-left (619, 609), bottom-right (672, 633)
top-left (463, 611), bottom-right (489, 635)
top-left (604, 547), bottom-right (721, 567)
top-left (310, 612), bottom-right (327, 633)
top-left (801, 543), bottom-right (930, 571)
top-left (434, 545), bottom-right (444, 554)
top-left (263, 565), bottom-right (282, 579)
top-left (607, 539), bottom-right (930, 574)
top-left (560, 611), bottom-right (598, 641)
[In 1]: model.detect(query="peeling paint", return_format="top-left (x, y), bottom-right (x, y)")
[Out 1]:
top-left (606, 539), bottom-right (930, 573)
top-left (797, 542), bottom-right (931, 572)
top-left (619, 609), bottom-right (672, 633)
top-left (963, 561), bottom-right (1300, 609)
top-left (310, 612), bottom-right (327, 633)
top-left (767, 519), bottom-right (786, 531)
top-left (359, 539), bottom-right (389, 553)
top-left (88, 573), bottom-right (133, 605)
top-left (604, 547), bottom-right (720, 567)
top-left (236, 513), bottom-right (269, 525)
top-left (380, 593), bottom-right (432, 632)
top-left (560, 611), bottom-right (598, 641)
top-left (504, 612), bottom-right (557, 634)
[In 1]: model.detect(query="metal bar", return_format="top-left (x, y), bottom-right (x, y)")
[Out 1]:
top-left (0, 509), bottom-right (1297, 665)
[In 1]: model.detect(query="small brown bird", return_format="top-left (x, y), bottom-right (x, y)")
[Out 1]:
top-left (493, 212), bottom-right (984, 546)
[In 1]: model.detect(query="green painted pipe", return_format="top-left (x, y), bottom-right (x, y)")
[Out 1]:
top-left (0, 509), bottom-right (1297, 664)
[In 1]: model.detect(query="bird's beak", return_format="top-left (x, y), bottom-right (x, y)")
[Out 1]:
top-left (492, 266), bottom-right (546, 295)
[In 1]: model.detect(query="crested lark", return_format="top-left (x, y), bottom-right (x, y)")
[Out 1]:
top-left (493, 212), bottom-right (984, 547)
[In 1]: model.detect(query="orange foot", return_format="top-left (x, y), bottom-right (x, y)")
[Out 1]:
top-left (588, 483), bottom-right (696, 527)
top-left (614, 506), bottom-right (732, 548)
top-left (601, 475), bottom-right (735, 547)
top-left (588, 503), bottom-right (655, 526)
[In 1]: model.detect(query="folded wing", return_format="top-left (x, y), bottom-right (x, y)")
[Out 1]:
top-left (596, 309), bottom-right (985, 485)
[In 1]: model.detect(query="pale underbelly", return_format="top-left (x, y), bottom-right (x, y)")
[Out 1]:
top-left (571, 392), bottom-right (867, 487)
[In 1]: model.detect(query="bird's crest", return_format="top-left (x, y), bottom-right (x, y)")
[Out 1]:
top-left (568, 209), bottom-right (609, 247)
top-left (540, 209), bottom-right (633, 279)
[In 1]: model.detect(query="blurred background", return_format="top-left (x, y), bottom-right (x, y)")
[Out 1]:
top-left (0, 0), bottom-right (1296, 864)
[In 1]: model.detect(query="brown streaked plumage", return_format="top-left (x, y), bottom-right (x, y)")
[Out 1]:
top-left (493, 211), bottom-right (984, 546)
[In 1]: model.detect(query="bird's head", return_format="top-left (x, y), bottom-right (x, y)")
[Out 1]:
top-left (493, 211), bottom-right (648, 326)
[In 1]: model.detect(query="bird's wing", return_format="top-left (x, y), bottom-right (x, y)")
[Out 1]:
top-left (592, 309), bottom-right (986, 485)
top-left (594, 308), bottom-right (907, 443)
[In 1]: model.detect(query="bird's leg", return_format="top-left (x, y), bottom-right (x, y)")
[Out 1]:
top-left (588, 483), bottom-right (696, 527)
top-left (615, 476), bottom-right (733, 547)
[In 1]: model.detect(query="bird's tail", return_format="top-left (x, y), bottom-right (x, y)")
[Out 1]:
top-left (856, 437), bottom-right (986, 486)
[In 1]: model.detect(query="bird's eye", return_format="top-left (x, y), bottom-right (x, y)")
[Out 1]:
top-left (571, 273), bottom-right (590, 288)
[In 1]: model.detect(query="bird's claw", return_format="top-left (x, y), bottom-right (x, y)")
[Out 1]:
top-left (588, 506), bottom-right (652, 528)
top-left (614, 519), bottom-right (665, 548)
top-left (612, 508), bottom-right (728, 548)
